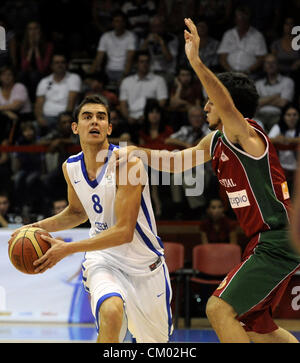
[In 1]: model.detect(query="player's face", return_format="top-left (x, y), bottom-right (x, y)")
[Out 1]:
top-left (72, 103), bottom-right (112, 145)
top-left (204, 99), bottom-right (222, 131)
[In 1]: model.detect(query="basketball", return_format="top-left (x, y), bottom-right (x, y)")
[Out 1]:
top-left (8, 227), bottom-right (52, 274)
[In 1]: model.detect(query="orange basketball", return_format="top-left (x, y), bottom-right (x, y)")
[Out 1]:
top-left (8, 227), bottom-right (51, 274)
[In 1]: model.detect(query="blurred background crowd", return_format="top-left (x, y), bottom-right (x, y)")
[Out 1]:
top-left (0, 0), bottom-right (299, 251)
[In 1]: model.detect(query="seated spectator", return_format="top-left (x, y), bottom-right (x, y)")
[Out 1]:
top-left (35, 53), bottom-right (82, 135)
top-left (119, 50), bottom-right (168, 125)
top-left (13, 121), bottom-right (43, 212)
top-left (255, 54), bottom-right (295, 131)
top-left (0, 65), bottom-right (32, 142)
top-left (139, 99), bottom-right (174, 219)
top-left (83, 72), bottom-right (119, 108)
top-left (90, 10), bottom-right (136, 85)
top-left (18, 21), bottom-right (54, 102)
top-left (166, 106), bottom-right (212, 219)
top-left (217, 5), bottom-right (267, 78)
top-left (121, 0), bottom-right (157, 43)
top-left (140, 15), bottom-right (178, 82)
top-left (268, 103), bottom-right (300, 193)
top-left (139, 98), bottom-right (174, 148)
top-left (198, 198), bottom-right (239, 244)
top-left (38, 111), bottom-right (78, 202)
top-left (169, 66), bottom-right (203, 116)
top-left (165, 105), bottom-right (209, 149)
top-left (271, 16), bottom-right (300, 77)
top-left (52, 198), bottom-right (67, 215)
top-left (196, 17), bottom-right (220, 71)
top-left (108, 108), bottom-right (132, 145)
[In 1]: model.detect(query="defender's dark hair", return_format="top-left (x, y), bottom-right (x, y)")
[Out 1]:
top-left (216, 72), bottom-right (259, 118)
top-left (73, 95), bottom-right (111, 124)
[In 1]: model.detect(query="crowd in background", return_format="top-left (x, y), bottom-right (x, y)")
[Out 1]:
top-left (0, 0), bottom-right (300, 250)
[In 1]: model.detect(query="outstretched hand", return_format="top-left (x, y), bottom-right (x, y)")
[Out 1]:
top-left (184, 18), bottom-right (200, 66)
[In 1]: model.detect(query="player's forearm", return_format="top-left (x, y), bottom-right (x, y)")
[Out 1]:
top-left (189, 58), bottom-right (236, 119)
top-left (66, 225), bottom-right (132, 254)
top-left (133, 146), bottom-right (204, 173)
top-left (37, 206), bottom-right (87, 232)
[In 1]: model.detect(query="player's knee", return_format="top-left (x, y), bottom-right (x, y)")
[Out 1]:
top-left (206, 296), bottom-right (236, 323)
top-left (100, 296), bottom-right (124, 328)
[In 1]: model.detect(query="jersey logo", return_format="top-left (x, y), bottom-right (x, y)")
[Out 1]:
top-left (220, 151), bottom-right (229, 162)
top-left (226, 189), bottom-right (250, 209)
top-left (281, 181), bottom-right (290, 200)
top-left (74, 180), bottom-right (81, 184)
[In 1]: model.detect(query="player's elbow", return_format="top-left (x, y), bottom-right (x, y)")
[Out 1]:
top-left (118, 226), bottom-right (135, 245)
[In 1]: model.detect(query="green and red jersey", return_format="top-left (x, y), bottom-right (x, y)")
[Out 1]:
top-left (210, 119), bottom-right (290, 238)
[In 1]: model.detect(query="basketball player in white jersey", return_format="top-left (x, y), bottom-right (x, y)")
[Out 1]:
top-left (12, 95), bottom-right (173, 343)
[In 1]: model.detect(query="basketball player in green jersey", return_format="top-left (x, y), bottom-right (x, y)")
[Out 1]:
top-left (116, 18), bottom-right (300, 343)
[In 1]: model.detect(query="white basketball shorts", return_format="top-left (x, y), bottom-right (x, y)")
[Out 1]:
top-left (82, 257), bottom-right (173, 343)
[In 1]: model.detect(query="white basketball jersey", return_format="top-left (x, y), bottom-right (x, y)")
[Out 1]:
top-left (66, 144), bottom-right (164, 274)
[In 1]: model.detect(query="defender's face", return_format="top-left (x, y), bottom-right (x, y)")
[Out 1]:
top-left (72, 103), bottom-right (112, 145)
top-left (204, 100), bottom-right (222, 131)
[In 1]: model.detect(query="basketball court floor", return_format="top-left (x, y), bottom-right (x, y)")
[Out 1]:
top-left (1, 319), bottom-right (300, 343)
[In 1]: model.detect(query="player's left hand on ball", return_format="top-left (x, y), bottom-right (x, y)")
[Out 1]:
top-left (33, 235), bottom-right (69, 273)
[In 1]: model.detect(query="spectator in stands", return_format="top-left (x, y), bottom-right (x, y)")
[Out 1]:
top-left (217, 5), bottom-right (267, 78)
top-left (196, 17), bottom-right (220, 71)
top-left (166, 106), bottom-right (212, 219)
top-left (140, 15), bottom-right (178, 82)
top-left (91, 0), bottom-right (121, 35)
top-left (90, 10), bottom-right (136, 85)
top-left (19, 21), bottom-right (54, 102)
top-left (83, 72), bottom-right (119, 108)
top-left (198, 198), bottom-right (239, 244)
top-left (139, 99), bottom-right (174, 218)
top-left (121, 0), bottom-right (157, 43)
top-left (268, 103), bottom-right (300, 193)
top-left (0, 191), bottom-right (10, 227)
top-left (271, 16), bottom-right (300, 77)
top-left (52, 198), bottom-right (67, 215)
top-left (234, 0), bottom-right (283, 43)
top-left (165, 105), bottom-right (209, 149)
top-left (119, 50), bottom-right (168, 126)
top-left (194, 0), bottom-right (233, 40)
top-left (169, 66), bottom-right (203, 115)
top-left (108, 108), bottom-right (132, 145)
top-left (0, 65), bottom-right (32, 142)
top-left (39, 111), bottom-right (78, 202)
top-left (255, 54), bottom-right (295, 131)
top-left (35, 53), bottom-right (82, 135)
top-left (13, 121), bottom-right (43, 212)
top-left (139, 98), bottom-right (173, 149)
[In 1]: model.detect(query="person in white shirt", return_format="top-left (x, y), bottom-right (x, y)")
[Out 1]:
top-left (35, 53), bottom-right (82, 133)
top-left (255, 54), bottom-right (295, 131)
top-left (217, 5), bottom-right (267, 78)
top-left (91, 10), bottom-right (136, 84)
top-left (268, 103), bottom-right (300, 191)
top-left (119, 50), bottom-right (168, 125)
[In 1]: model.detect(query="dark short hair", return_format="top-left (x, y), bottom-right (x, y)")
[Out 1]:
top-left (216, 72), bottom-right (259, 118)
top-left (73, 95), bottom-right (111, 123)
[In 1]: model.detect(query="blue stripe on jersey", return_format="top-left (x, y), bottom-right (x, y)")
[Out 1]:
top-left (141, 195), bottom-right (164, 249)
top-left (135, 222), bottom-right (163, 257)
top-left (163, 264), bottom-right (173, 339)
top-left (67, 152), bottom-right (83, 163)
top-left (80, 143), bottom-right (115, 188)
